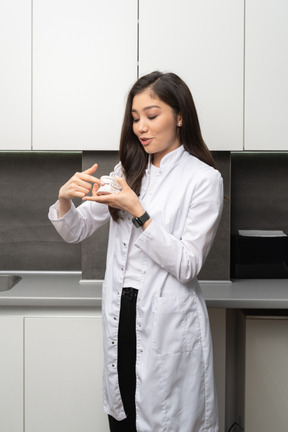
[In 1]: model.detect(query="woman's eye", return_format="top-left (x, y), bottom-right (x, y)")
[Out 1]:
top-left (148, 115), bottom-right (157, 120)
top-left (132, 118), bottom-right (139, 123)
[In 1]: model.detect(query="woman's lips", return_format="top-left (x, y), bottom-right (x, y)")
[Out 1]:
top-left (140, 137), bottom-right (152, 146)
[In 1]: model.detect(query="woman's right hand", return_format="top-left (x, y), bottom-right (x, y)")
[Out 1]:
top-left (58, 164), bottom-right (101, 217)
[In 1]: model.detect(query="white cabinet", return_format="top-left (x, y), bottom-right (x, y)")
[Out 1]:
top-left (0, 311), bottom-right (108, 432)
top-left (24, 316), bottom-right (109, 432)
top-left (245, 317), bottom-right (288, 431)
top-left (2, 0), bottom-right (288, 152)
top-left (33, 0), bottom-right (137, 150)
top-left (0, 317), bottom-right (23, 432)
top-left (139, 0), bottom-right (244, 151)
top-left (0, 0), bottom-right (31, 150)
top-left (245, 0), bottom-right (288, 150)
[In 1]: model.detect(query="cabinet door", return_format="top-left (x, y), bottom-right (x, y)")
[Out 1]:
top-left (0, 317), bottom-right (23, 432)
top-left (0, 0), bottom-right (31, 150)
top-left (245, 318), bottom-right (288, 431)
top-left (25, 317), bottom-right (109, 432)
top-left (33, 0), bottom-right (137, 150)
top-left (139, 0), bottom-right (244, 151)
top-left (245, 0), bottom-right (288, 150)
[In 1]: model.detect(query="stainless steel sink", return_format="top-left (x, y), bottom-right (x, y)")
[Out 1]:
top-left (0, 274), bottom-right (22, 292)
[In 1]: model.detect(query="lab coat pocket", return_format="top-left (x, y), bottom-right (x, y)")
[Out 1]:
top-left (153, 293), bottom-right (201, 355)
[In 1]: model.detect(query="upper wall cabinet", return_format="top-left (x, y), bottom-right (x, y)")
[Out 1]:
top-left (245, 0), bottom-right (288, 150)
top-left (138, 0), bottom-right (244, 151)
top-left (33, 0), bottom-right (137, 150)
top-left (0, 0), bottom-right (31, 150)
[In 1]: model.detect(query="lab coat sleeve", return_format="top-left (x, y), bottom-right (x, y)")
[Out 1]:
top-left (135, 169), bottom-right (223, 283)
top-left (48, 200), bottom-right (110, 243)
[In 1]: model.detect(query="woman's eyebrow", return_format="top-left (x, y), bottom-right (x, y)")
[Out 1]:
top-left (131, 105), bottom-right (161, 113)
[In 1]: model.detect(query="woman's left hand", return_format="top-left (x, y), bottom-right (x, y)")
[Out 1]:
top-left (82, 176), bottom-right (145, 218)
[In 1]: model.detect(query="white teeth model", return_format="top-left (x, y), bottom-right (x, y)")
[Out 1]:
top-left (97, 175), bottom-right (121, 195)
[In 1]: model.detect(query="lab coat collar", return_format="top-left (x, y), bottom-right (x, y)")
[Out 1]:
top-left (146, 145), bottom-right (185, 173)
top-left (142, 145), bottom-right (185, 200)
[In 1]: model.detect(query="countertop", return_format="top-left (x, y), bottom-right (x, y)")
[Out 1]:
top-left (0, 271), bottom-right (288, 309)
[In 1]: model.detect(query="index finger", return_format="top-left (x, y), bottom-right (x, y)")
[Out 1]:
top-left (81, 164), bottom-right (101, 183)
top-left (83, 163), bottom-right (98, 175)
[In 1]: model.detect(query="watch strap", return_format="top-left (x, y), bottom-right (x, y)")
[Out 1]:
top-left (132, 211), bottom-right (150, 228)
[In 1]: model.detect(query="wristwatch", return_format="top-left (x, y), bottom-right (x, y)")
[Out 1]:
top-left (132, 211), bottom-right (150, 228)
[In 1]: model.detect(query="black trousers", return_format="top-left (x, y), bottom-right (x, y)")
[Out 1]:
top-left (108, 288), bottom-right (138, 432)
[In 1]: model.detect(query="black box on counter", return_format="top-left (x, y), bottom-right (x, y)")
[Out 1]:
top-left (231, 231), bottom-right (288, 278)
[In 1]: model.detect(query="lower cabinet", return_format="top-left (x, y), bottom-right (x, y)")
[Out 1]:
top-left (0, 317), bottom-right (23, 432)
top-left (245, 316), bottom-right (288, 431)
top-left (0, 313), bottom-right (109, 432)
top-left (24, 316), bottom-right (109, 432)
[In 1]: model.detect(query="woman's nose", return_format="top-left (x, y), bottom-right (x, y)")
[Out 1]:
top-left (137, 118), bottom-right (148, 133)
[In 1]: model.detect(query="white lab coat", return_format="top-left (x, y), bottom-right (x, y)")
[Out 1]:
top-left (49, 145), bottom-right (223, 432)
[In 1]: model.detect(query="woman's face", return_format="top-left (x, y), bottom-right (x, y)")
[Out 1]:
top-left (131, 90), bottom-right (182, 167)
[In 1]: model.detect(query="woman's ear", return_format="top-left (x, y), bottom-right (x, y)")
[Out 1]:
top-left (177, 114), bottom-right (183, 127)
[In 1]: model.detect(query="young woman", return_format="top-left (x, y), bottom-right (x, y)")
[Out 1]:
top-left (49, 71), bottom-right (223, 432)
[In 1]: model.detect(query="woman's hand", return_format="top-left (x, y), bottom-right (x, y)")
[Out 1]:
top-left (58, 164), bottom-right (103, 217)
top-left (59, 164), bottom-right (102, 200)
top-left (83, 176), bottom-right (145, 218)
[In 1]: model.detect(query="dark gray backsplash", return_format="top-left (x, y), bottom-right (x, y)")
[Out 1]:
top-left (0, 152), bottom-right (82, 270)
top-left (1, 150), bottom-right (231, 280)
top-left (2, 150), bottom-right (286, 279)
top-left (231, 152), bottom-right (288, 235)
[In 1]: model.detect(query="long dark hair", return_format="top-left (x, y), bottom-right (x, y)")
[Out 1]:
top-left (110, 71), bottom-right (215, 221)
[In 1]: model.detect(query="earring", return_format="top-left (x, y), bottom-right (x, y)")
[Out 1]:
top-left (178, 121), bottom-right (182, 127)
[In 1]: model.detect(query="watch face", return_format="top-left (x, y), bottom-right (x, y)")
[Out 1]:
top-left (132, 217), bottom-right (141, 228)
